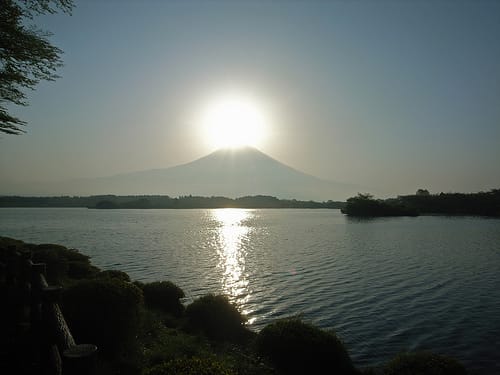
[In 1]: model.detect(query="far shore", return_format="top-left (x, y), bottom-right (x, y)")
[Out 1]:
top-left (1, 189), bottom-right (499, 216)
top-left (0, 194), bottom-right (345, 209)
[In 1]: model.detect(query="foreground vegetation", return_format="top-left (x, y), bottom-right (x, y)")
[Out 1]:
top-left (1, 236), bottom-right (468, 374)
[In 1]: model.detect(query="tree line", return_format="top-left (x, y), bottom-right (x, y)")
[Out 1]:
top-left (342, 189), bottom-right (500, 217)
top-left (398, 189), bottom-right (500, 216)
top-left (0, 195), bottom-right (345, 209)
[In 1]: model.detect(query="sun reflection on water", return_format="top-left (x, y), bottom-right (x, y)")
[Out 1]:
top-left (211, 209), bottom-right (253, 318)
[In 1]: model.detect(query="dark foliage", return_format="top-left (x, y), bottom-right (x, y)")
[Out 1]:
top-left (342, 193), bottom-right (419, 217)
top-left (62, 278), bottom-right (143, 357)
top-left (399, 189), bottom-right (500, 216)
top-left (141, 281), bottom-right (185, 317)
top-left (30, 243), bottom-right (98, 282)
top-left (0, 236), bottom-right (25, 262)
top-left (185, 294), bottom-right (248, 342)
top-left (94, 200), bottom-right (119, 209)
top-left (0, 0), bottom-right (73, 134)
top-left (383, 351), bottom-right (467, 375)
top-left (144, 357), bottom-right (235, 375)
top-left (256, 317), bottom-right (355, 375)
top-left (0, 194), bottom-right (345, 209)
top-left (95, 269), bottom-right (131, 282)
top-left (0, 237), bottom-right (98, 283)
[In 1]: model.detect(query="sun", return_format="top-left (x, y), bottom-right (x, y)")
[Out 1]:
top-left (200, 93), bottom-right (268, 149)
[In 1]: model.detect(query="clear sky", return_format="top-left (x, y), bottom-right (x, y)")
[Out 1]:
top-left (1, 0), bottom-right (499, 197)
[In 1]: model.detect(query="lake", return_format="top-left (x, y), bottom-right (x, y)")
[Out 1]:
top-left (1, 208), bottom-right (499, 373)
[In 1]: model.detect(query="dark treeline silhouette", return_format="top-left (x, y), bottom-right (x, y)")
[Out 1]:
top-left (398, 189), bottom-right (500, 216)
top-left (341, 193), bottom-right (419, 217)
top-left (342, 189), bottom-right (500, 217)
top-left (0, 195), bottom-right (345, 209)
top-left (4, 190), bottom-right (498, 214)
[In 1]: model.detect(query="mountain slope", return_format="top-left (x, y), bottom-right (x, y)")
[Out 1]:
top-left (74, 147), bottom-right (356, 200)
top-left (3, 148), bottom-right (359, 200)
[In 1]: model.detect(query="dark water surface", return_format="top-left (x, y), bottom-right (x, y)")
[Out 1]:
top-left (1, 208), bottom-right (499, 373)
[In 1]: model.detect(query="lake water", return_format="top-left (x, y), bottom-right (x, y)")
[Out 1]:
top-left (1, 208), bottom-right (499, 373)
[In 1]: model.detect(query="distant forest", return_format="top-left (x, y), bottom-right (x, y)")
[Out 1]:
top-left (398, 189), bottom-right (500, 216)
top-left (342, 189), bottom-right (500, 217)
top-left (1, 190), bottom-right (499, 215)
top-left (0, 195), bottom-right (345, 209)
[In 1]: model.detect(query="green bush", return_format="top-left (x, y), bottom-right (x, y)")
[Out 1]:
top-left (144, 357), bottom-right (235, 375)
top-left (96, 269), bottom-right (131, 282)
top-left (256, 318), bottom-right (355, 374)
top-left (67, 260), bottom-right (99, 279)
top-left (62, 278), bottom-right (143, 357)
top-left (383, 351), bottom-right (467, 375)
top-left (185, 294), bottom-right (248, 342)
top-left (31, 243), bottom-right (98, 282)
top-left (142, 281), bottom-right (185, 317)
top-left (0, 238), bottom-right (98, 282)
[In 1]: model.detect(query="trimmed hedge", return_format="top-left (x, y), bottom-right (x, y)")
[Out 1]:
top-left (95, 269), bottom-right (131, 282)
top-left (0, 237), bottom-right (99, 282)
top-left (62, 278), bottom-right (143, 357)
top-left (31, 243), bottom-right (99, 282)
top-left (142, 281), bottom-right (185, 317)
top-left (256, 318), bottom-right (355, 374)
top-left (185, 294), bottom-right (247, 342)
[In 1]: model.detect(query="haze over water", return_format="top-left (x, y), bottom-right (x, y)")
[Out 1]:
top-left (1, 208), bottom-right (499, 373)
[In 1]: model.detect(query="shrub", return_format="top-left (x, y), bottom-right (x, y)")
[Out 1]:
top-left (30, 243), bottom-right (98, 282)
top-left (95, 269), bottom-right (131, 282)
top-left (67, 260), bottom-right (99, 279)
top-left (383, 351), bottom-right (467, 375)
top-left (256, 318), bottom-right (355, 374)
top-left (185, 294), bottom-right (247, 342)
top-left (133, 280), bottom-right (145, 289)
top-left (144, 357), bottom-right (235, 375)
top-left (0, 238), bottom-right (99, 282)
top-left (62, 278), bottom-right (143, 357)
top-left (142, 281), bottom-right (185, 317)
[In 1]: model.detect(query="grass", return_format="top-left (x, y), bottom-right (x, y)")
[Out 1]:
top-left (382, 351), bottom-right (467, 375)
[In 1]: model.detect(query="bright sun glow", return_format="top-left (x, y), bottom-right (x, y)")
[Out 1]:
top-left (200, 93), bottom-right (268, 149)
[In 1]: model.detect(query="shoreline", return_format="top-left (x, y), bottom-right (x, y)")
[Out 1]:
top-left (1, 236), bottom-right (472, 374)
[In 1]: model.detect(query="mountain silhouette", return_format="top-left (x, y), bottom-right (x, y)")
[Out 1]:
top-left (3, 147), bottom-right (360, 200)
top-left (76, 147), bottom-right (356, 200)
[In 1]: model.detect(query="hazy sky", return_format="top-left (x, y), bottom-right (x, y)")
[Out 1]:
top-left (1, 0), bottom-right (499, 196)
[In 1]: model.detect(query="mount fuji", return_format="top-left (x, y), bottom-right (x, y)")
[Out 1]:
top-left (7, 148), bottom-right (360, 201)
